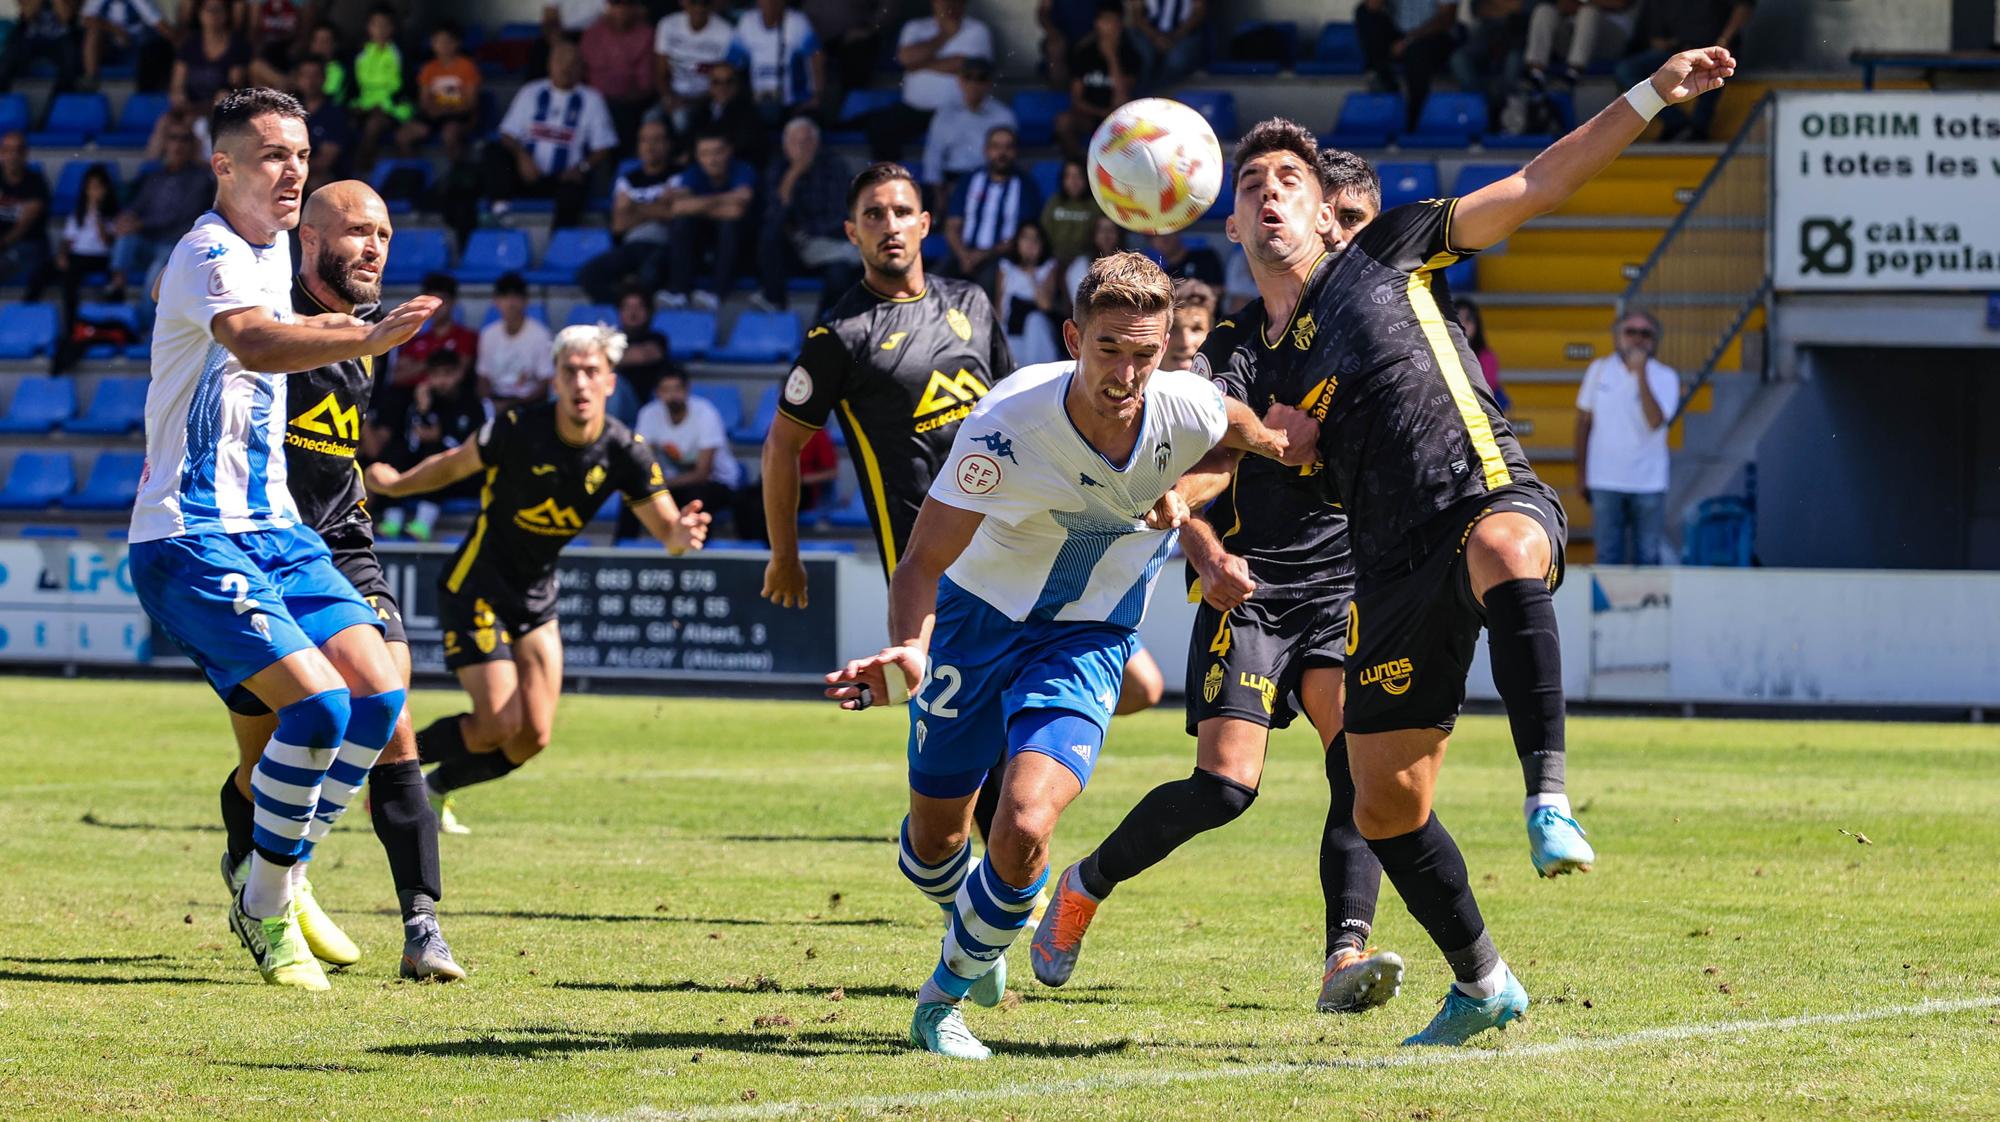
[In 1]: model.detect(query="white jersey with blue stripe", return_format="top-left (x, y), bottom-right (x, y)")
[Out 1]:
top-left (928, 360), bottom-right (1230, 627)
top-left (130, 211), bottom-right (299, 543)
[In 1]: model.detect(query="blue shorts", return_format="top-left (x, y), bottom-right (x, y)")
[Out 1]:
top-left (906, 577), bottom-right (1139, 799)
top-left (131, 523), bottom-right (382, 706)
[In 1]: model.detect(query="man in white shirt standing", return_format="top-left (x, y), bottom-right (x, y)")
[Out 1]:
top-left (477, 272), bottom-right (555, 409)
top-left (1574, 309), bottom-right (1678, 565)
top-left (653, 0), bottom-right (737, 133)
top-left (868, 0), bottom-right (993, 160)
top-left (488, 40), bottom-right (620, 228)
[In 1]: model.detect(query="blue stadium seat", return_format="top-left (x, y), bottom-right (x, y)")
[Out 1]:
top-left (1442, 257), bottom-right (1476, 292)
top-left (0, 377), bottom-right (74, 433)
top-left (710, 311), bottom-right (802, 364)
top-left (101, 92), bottom-right (170, 147)
top-left (592, 490), bottom-right (621, 523)
top-left (497, 21), bottom-right (540, 40)
top-left (825, 486), bottom-right (871, 529)
top-left (64, 376), bottom-right (148, 435)
top-left (1030, 158), bottom-right (1063, 205)
top-left (837, 87), bottom-right (900, 124)
top-left (1011, 90), bottom-right (1070, 148)
top-left (0, 303), bottom-right (58, 358)
top-left (1451, 162), bottom-right (1517, 197)
top-left (1681, 496), bottom-right (1754, 566)
top-left (61, 450), bottom-right (144, 511)
top-left (456, 228), bottom-right (533, 284)
top-left (1176, 90), bottom-right (1238, 141)
top-left (565, 302), bottom-right (618, 327)
top-left (526, 227), bottom-right (613, 285)
top-left (370, 158), bottom-right (434, 215)
top-left (19, 523), bottom-right (79, 537)
top-left (383, 228), bottom-right (451, 285)
top-left (1403, 92), bottom-right (1486, 148)
top-left (920, 232), bottom-right (948, 264)
top-left (1297, 23), bottom-right (1364, 75)
top-left (1484, 93), bottom-right (1575, 150)
top-left (1203, 163), bottom-right (1234, 220)
top-left (652, 309), bottom-right (718, 361)
top-left (732, 383), bottom-right (780, 444)
top-left (0, 451), bottom-right (73, 510)
top-left (481, 303), bottom-right (549, 327)
top-left (1207, 21), bottom-right (1296, 76)
top-left (694, 384), bottom-right (743, 433)
top-left (31, 92), bottom-right (109, 147)
top-left (75, 300), bottom-right (139, 358)
top-left (0, 93), bottom-right (28, 136)
top-left (1377, 161), bottom-right (1441, 209)
top-left (1322, 92), bottom-right (1402, 150)
top-left (52, 159), bottom-right (119, 218)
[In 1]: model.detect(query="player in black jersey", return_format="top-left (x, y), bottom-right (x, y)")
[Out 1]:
top-left (209, 181), bottom-right (464, 981)
top-left (368, 325), bottom-right (711, 829)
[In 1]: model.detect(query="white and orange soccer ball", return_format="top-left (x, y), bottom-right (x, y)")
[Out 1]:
top-left (1086, 97), bottom-right (1225, 236)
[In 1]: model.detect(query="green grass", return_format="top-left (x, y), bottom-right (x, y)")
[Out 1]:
top-left (1, 677), bottom-right (1997, 1120)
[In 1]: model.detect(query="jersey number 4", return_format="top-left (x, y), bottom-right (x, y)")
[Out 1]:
top-left (1208, 617), bottom-right (1233, 659)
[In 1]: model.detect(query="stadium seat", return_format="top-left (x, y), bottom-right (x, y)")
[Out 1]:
top-left (732, 383), bottom-right (780, 444)
top-left (1030, 158), bottom-right (1063, 204)
top-left (0, 377), bottom-right (74, 434)
top-left (1011, 90), bottom-right (1070, 148)
top-left (565, 302), bottom-right (618, 327)
top-left (1484, 92), bottom-right (1575, 149)
top-left (652, 309), bottom-right (718, 361)
top-left (0, 451), bottom-right (73, 510)
top-left (382, 228), bottom-right (452, 285)
top-left (456, 228), bottom-right (533, 284)
top-left (1203, 163), bottom-right (1234, 220)
top-left (51, 160), bottom-right (120, 218)
top-left (75, 301), bottom-right (140, 358)
top-left (1403, 92), bottom-right (1487, 148)
top-left (1208, 21), bottom-right (1296, 76)
top-left (825, 486), bottom-right (871, 529)
top-left (692, 384), bottom-right (743, 433)
top-left (19, 523), bottom-right (78, 537)
top-left (62, 450), bottom-right (144, 511)
top-left (1442, 257), bottom-right (1476, 292)
top-left (31, 92), bottom-right (109, 147)
top-left (1451, 162), bottom-right (1517, 197)
top-left (1682, 496), bottom-right (1755, 566)
top-left (920, 232), bottom-right (948, 264)
top-left (1322, 92), bottom-right (1402, 150)
top-left (836, 87), bottom-right (900, 125)
top-left (1176, 90), bottom-right (1238, 141)
top-left (481, 303), bottom-right (549, 327)
top-left (1297, 23), bottom-right (1364, 75)
top-left (526, 227), bottom-right (613, 285)
top-left (370, 158), bottom-right (434, 215)
top-left (0, 94), bottom-right (28, 136)
top-left (0, 303), bottom-right (58, 358)
top-left (1378, 161), bottom-right (1441, 209)
top-left (710, 311), bottom-right (802, 364)
top-left (101, 92), bottom-right (170, 147)
top-left (64, 376), bottom-right (148, 435)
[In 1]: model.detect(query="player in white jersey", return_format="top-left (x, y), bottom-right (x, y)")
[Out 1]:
top-left (825, 253), bottom-right (1318, 1059)
top-left (127, 88), bottom-right (439, 991)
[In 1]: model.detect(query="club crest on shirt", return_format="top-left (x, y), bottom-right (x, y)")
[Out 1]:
top-left (1291, 312), bottom-right (1317, 350)
top-left (955, 453), bottom-right (1002, 495)
top-left (946, 306), bottom-right (973, 342)
top-left (585, 464), bottom-right (607, 494)
top-left (1202, 661), bottom-right (1223, 703)
top-left (784, 365), bottom-right (813, 406)
top-left (1152, 437), bottom-right (1171, 472)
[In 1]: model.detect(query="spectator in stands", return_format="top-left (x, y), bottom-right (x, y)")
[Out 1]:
top-left (0, 0), bottom-right (83, 94)
top-left (994, 221), bottom-right (1060, 365)
top-left (735, 0), bottom-right (826, 124)
top-left (628, 367), bottom-right (744, 538)
top-left (105, 125), bottom-right (210, 303)
top-left (1615, 0), bottom-right (1753, 141)
top-left (666, 59), bottom-right (767, 168)
top-left (482, 39), bottom-right (619, 229)
top-left (350, 5), bottom-right (416, 170)
top-left (1063, 213), bottom-right (1123, 309)
top-left (171, 0), bottom-right (248, 111)
top-left (306, 20), bottom-right (349, 102)
top-left (1354, 0), bottom-right (1462, 133)
top-left (51, 162), bottom-right (116, 362)
top-left (579, 117), bottom-right (676, 305)
top-left (1164, 276), bottom-right (1214, 370)
top-left (1039, 158), bottom-right (1099, 266)
top-left (1575, 309), bottom-right (1677, 565)
top-left (652, 0), bottom-right (736, 137)
top-left (545, 0), bottom-right (609, 45)
top-left (1455, 296), bottom-right (1509, 412)
top-left (393, 272), bottom-right (478, 389)
top-left (478, 272), bottom-right (556, 410)
top-left (378, 348), bottom-right (490, 542)
top-left (0, 133), bottom-right (50, 296)
top-left (663, 130), bottom-right (756, 311)
top-left (1129, 0), bottom-right (1207, 88)
top-left (869, 0), bottom-right (993, 160)
top-left (1054, 1), bottom-right (1139, 162)
top-left (755, 116), bottom-right (857, 316)
top-left (1452, 0), bottom-right (1529, 129)
top-left (945, 124), bottom-right (1039, 295)
top-left (804, 0), bottom-right (890, 102)
top-left (399, 21), bottom-right (481, 161)
top-left (1035, 0), bottom-right (1095, 86)
top-left (1520, 0), bottom-right (1635, 92)
top-left (82, 0), bottom-right (176, 92)
top-left (1146, 229), bottom-right (1223, 286)
top-left (1223, 244), bottom-right (1255, 310)
top-left (294, 55), bottom-right (353, 193)
top-left (613, 285), bottom-right (676, 397)
top-left (145, 103), bottom-right (207, 162)
top-left (920, 56), bottom-right (1015, 213)
top-left (244, 0), bottom-right (310, 90)
top-left (581, 0), bottom-right (659, 145)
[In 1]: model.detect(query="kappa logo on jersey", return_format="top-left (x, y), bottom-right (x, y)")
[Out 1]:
top-left (912, 368), bottom-right (991, 434)
top-left (1079, 472), bottom-right (1102, 488)
top-left (1291, 312), bottom-right (1317, 350)
top-left (946, 306), bottom-right (973, 342)
top-left (1202, 661), bottom-right (1223, 703)
top-left (584, 464), bottom-right (608, 494)
top-left (955, 453), bottom-right (1002, 495)
top-left (290, 393), bottom-right (361, 441)
top-left (969, 430), bottom-right (1017, 463)
top-left (1238, 671), bottom-right (1277, 715)
top-left (1358, 657), bottom-right (1414, 695)
top-left (515, 498), bottom-right (585, 534)
top-left (784, 365), bottom-right (814, 406)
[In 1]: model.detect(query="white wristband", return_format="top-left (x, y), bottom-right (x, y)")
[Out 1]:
top-left (1623, 78), bottom-right (1668, 122)
top-left (882, 650), bottom-right (927, 706)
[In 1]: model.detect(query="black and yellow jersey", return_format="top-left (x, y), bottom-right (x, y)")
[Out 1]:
top-left (284, 278), bottom-right (381, 535)
top-left (1190, 263), bottom-right (1351, 598)
top-left (442, 402), bottom-right (669, 595)
top-left (1306, 198), bottom-right (1538, 572)
top-left (779, 276), bottom-right (1013, 576)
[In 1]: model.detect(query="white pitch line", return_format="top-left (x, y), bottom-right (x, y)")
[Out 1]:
top-left (550, 995), bottom-right (2000, 1122)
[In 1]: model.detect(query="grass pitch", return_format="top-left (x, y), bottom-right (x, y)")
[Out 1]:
top-left (1, 677), bottom-right (1996, 1120)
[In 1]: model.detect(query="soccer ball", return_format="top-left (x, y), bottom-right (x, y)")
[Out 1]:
top-left (1086, 98), bottom-right (1225, 236)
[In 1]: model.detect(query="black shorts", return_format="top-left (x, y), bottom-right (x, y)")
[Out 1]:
top-left (437, 572), bottom-right (559, 671)
top-left (324, 522), bottom-right (406, 646)
top-left (1184, 589), bottom-right (1351, 736)
top-left (1344, 481), bottom-right (1567, 736)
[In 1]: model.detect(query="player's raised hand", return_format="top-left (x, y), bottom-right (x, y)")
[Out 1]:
top-left (667, 499), bottom-right (711, 555)
top-left (1196, 550), bottom-right (1256, 611)
top-left (763, 555), bottom-right (810, 608)
top-left (1144, 489), bottom-right (1191, 530)
top-left (1264, 402), bottom-right (1321, 467)
top-left (364, 295), bottom-right (444, 355)
top-left (824, 645), bottom-right (926, 711)
top-left (1653, 46), bottom-right (1735, 105)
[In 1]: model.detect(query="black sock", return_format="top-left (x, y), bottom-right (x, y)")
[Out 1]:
top-left (1365, 813), bottom-right (1498, 986)
top-left (427, 749), bottom-right (521, 796)
top-left (1321, 734), bottom-right (1382, 958)
top-left (1080, 768), bottom-right (1259, 899)
top-left (368, 759), bottom-right (442, 927)
top-left (971, 758), bottom-right (1005, 844)
top-left (219, 770), bottom-right (254, 867)
top-left (416, 713), bottom-right (472, 766)
top-left (1484, 577), bottom-right (1567, 796)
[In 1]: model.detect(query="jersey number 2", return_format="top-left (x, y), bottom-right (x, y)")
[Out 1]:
top-left (914, 664), bottom-right (962, 718)
top-left (221, 573), bottom-right (262, 615)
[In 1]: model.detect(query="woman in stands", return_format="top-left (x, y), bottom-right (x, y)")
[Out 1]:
top-left (993, 221), bottom-right (1060, 365)
top-left (1039, 159), bottom-right (1099, 267)
top-left (1456, 296), bottom-right (1509, 414)
top-left (51, 164), bottom-right (118, 373)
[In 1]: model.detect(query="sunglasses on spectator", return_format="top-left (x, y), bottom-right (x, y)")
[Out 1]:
top-left (1621, 326), bottom-right (1656, 339)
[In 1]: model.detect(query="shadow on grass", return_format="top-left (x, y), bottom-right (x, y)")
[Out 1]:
top-left (552, 978), bottom-right (1143, 1006)
top-left (78, 813), bottom-right (223, 833)
top-left (1, 953), bottom-right (176, 965)
top-left (0, 967), bottom-right (245, 986)
top-left (225, 1061), bottom-right (379, 1074)
top-left (371, 1026), bottom-right (1132, 1062)
top-left (439, 910), bottom-right (895, 927)
top-left (715, 834), bottom-right (897, 844)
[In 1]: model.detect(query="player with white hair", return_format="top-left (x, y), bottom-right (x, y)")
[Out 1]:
top-left (367, 324), bottom-right (711, 823)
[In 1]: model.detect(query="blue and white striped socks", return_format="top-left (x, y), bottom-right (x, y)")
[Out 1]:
top-left (296, 689), bottom-right (406, 866)
top-left (898, 815), bottom-right (971, 911)
top-left (924, 857), bottom-right (1048, 1004)
top-left (243, 689), bottom-right (352, 918)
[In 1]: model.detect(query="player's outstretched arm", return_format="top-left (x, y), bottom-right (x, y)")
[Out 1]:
top-left (212, 296), bottom-right (441, 374)
top-left (1219, 398), bottom-right (1319, 468)
top-left (1452, 46), bottom-right (1735, 252)
top-left (760, 414), bottom-right (816, 608)
top-left (823, 498), bottom-right (983, 711)
top-left (631, 492), bottom-right (712, 556)
top-left (364, 439), bottom-right (483, 499)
